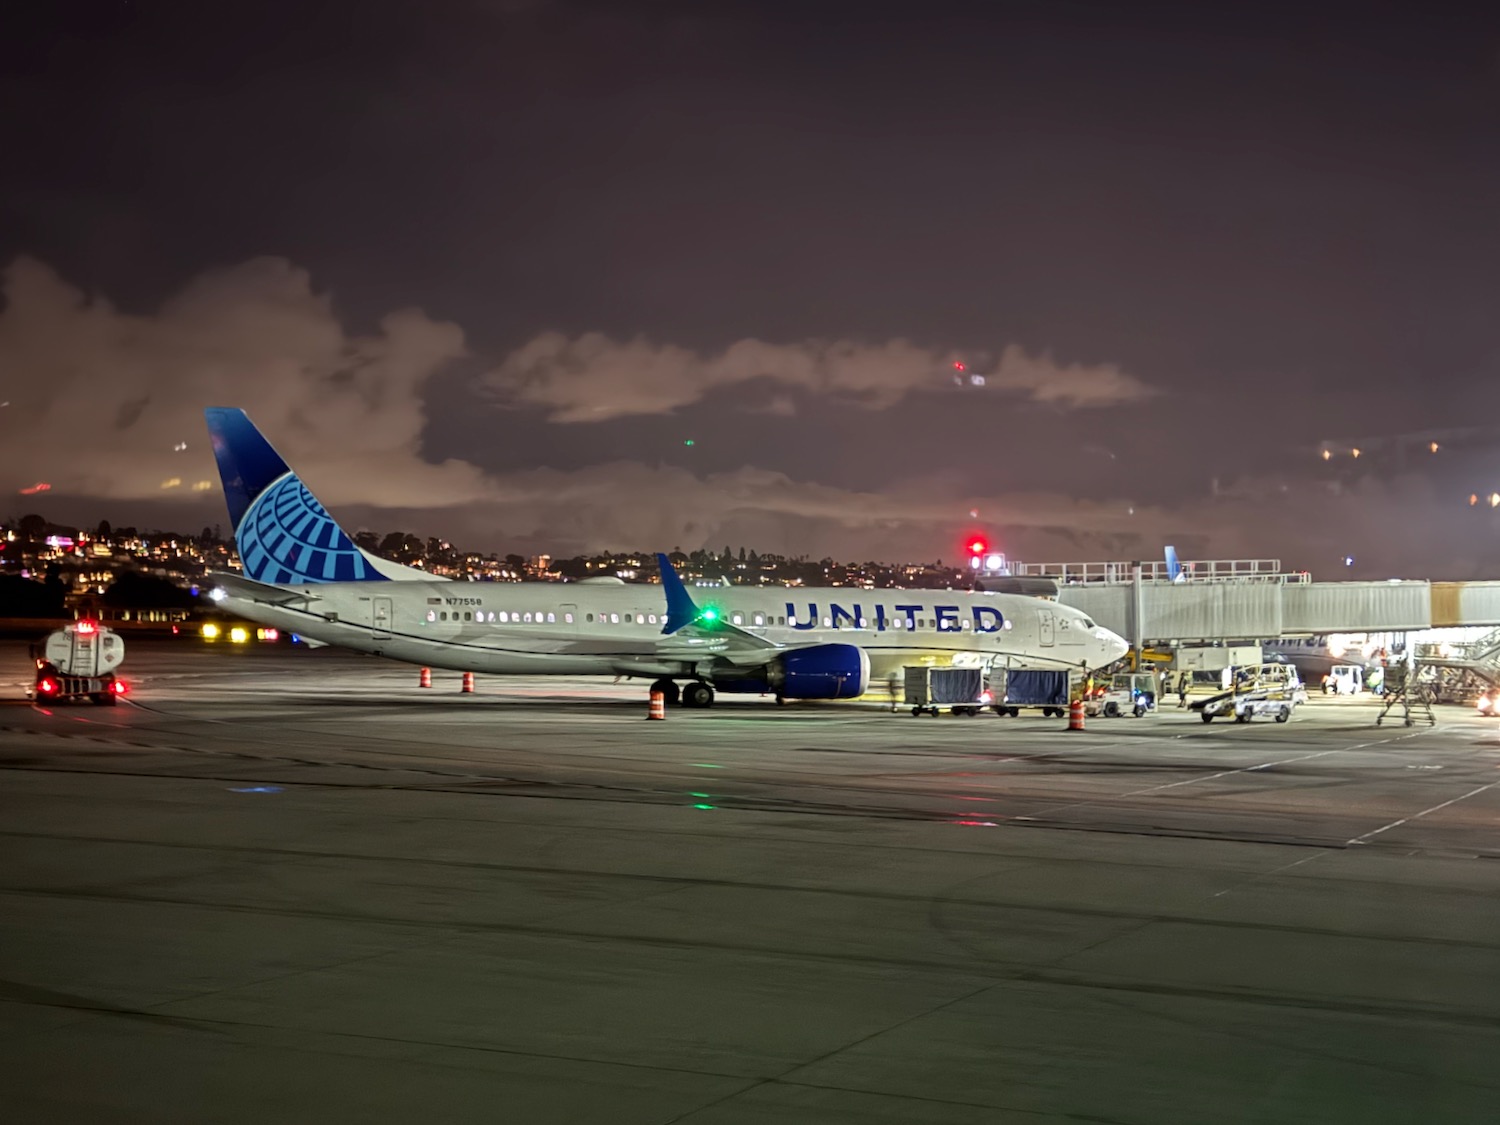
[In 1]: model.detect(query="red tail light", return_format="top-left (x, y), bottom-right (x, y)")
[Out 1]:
top-left (112, 680), bottom-right (128, 695)
top-left (37, 678), bottom-right (56, 695)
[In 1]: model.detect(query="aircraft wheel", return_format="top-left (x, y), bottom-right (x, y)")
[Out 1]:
top-left (650, 678), bottom-right (680, 706)
top-left (682, 681), bottom-right (714, 708)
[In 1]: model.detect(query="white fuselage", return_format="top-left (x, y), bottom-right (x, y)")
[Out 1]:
top-left (216, 578), bottom-right (1127, 684)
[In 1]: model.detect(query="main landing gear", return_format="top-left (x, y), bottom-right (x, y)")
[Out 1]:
top-left (649, 678), bottom-right (681, 706)
top-left (647, 678), bottom-right (714, 708)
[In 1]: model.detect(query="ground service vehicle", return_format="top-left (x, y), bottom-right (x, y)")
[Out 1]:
top-left (1233, 696), bottom-right (1295, 723)
top-left (1322, 665), bottom-right (1364, 695)
top-left (1195, 663), bottom-right (1303, 723)
top-left (1093, 672), bottom-right (1157, 718)
top-left (28, 621), bottom-right (127, 705)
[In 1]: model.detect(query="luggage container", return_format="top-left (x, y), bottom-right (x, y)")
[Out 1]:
top-left (992, 669), bottom-right (1071, 718)
top-left (903, 666), bottom-right (988, 716)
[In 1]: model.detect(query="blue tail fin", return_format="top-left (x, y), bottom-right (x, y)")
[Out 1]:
top-left (205, 408), bottom-right (388, 584)
top-left (655, 553), bottom-right (699, 634)
top-left (1165, 545), bottom-right (1182, 583)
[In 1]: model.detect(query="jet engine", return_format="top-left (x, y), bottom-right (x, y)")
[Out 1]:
top-left (714, 643), bottom-right (870, 700)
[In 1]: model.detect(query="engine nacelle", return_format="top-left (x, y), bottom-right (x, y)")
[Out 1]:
top-left (773, 643), bottom-right (870, 700)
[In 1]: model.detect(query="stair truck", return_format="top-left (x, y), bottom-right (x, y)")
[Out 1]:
top-left (27, 621), bottom-right (128, 705)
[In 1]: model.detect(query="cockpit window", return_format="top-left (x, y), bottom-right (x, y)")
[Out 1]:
top-left (1083, 618), bottom-right (1095, 627)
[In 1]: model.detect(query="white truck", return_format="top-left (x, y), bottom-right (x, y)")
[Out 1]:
top-left (28, 621), bottom-right (127, 705)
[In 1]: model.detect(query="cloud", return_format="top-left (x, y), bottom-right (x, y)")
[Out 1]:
top-left (0, 255), bottom-right (486, 508)
top-left (484, 332), bottom-right (1156, 422)
top-left (3, 256), bottom-right (1480, 578)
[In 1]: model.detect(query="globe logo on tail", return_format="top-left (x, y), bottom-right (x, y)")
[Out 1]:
top-left (238, 472), bottom-right (382, 584)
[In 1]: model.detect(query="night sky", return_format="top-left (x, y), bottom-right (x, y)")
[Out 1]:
top-left (3, 1), bottom-right (1500, 576)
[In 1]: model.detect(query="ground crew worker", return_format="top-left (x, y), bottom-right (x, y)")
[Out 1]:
top-left (1177, 671), bottom-right (1190, 708)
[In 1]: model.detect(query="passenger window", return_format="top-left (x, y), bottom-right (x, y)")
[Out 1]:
top-left (625, 613), bottom-right (633, 623)
top-left (648, 613), bottom-right (657, 624)
top-left (823, 616), bottom-right (831, 628)
top-left (753, 614), bottom-right (763, 626)
top-left (426, 610), bottom-right (436, 623)
top-left (777, 616), bottom-right (785, 625)
top-left (610, 613), bottom-right (619, 624)
top-left (565, 612), bottom-right (574, 623)
top-left (586, 613), bottom-right (594, 623)
top-left (523, 612), bottom-right (532, 623)
top-left (547, 612), bottom-right (555, 623)
top-left (499, 611), bottom-right (509, 622)
top-left (440, 611), bottom-right (447, 621)
top-left (732, 613), bottom-right (743, 625)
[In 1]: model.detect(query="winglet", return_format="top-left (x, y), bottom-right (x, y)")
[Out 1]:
top-left (656, 553), bottom-right (699, 635)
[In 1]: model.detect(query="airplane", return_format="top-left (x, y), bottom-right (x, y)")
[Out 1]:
top-left (203, 407), bottom-right (1129, 706)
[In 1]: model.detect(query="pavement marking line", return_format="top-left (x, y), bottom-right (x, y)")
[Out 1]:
top-left (1021, 728), bottom-right (1432, 819)
top-left (1210, 849), bottom-right (1332, 898)
top-left (1346, 780), bottom-right (1500, 846)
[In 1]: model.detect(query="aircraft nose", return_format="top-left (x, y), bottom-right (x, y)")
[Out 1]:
top-left (1101, 628), bottom-right (1129, 665)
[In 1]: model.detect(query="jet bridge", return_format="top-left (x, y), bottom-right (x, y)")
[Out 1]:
top-left (1017, 557), bottom-right (1500, 646)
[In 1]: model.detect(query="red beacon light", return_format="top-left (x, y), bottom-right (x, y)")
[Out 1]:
top-left (75, 620), bottom-right (96, 635)
top-left (968, 538), bottom-right (988, 556)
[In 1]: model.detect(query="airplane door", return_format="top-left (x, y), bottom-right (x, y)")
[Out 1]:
top-left (372, 596), bottom-right (393, 640)
top-left (1038, 608), bottom-right (1055, 647)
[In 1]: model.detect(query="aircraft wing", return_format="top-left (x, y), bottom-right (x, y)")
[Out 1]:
top-left (206, 571), bottom-right (324, 607)
top-left (652, 553), bottom-right (783, 664)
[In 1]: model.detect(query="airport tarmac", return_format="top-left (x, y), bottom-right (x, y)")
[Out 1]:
top-left (1, 639), bottom-right (1498, 1123)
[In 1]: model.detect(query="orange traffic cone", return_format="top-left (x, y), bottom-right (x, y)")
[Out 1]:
top-left (647, 690), bottom-right (666, 720)
top-left (1068, 699), bottom-right (1085, 731)
top-left (419, 667), bottom-right (431, 688)
top-left (461, 671), bottom-right (475, 694)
